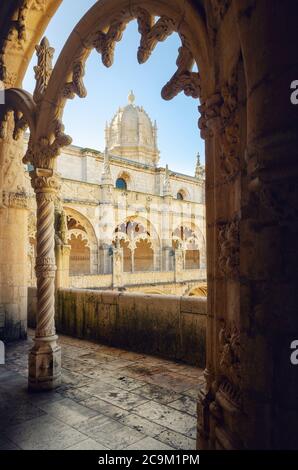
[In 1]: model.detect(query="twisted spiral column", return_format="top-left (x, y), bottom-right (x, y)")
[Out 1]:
top-left (28, 168), bottom-right (61, 391)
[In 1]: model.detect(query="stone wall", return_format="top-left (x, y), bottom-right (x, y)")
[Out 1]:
top-left (69, 269), bottom-right (206, 289)
top-left (28, 287), bottom-right (206, 367)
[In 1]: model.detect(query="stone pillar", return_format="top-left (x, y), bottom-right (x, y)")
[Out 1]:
top-left (234, 0), bottom-right (298, 449)
top-left (161, 191), bottom-right (173, 272)
top-left (197, 101), bottom-right (221, 450)
top-left (174, 247), bottom-right (184, 282)
top-left (0, 191), bottom-right (29, 341)
top-left (153, 247), bottom-right (160, 272)
top-left (55, 244), bottom-right (71, 289)
top-left (0, 118), bottom-right (29, 341)
top-left (112, 243), bottom-right (123, 288)
top-left (99, 244), bottom-right (112, 274)
top-left (28, 168), bottom-right (61, 391)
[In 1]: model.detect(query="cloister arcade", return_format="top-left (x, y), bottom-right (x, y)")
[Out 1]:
top-left (0, 0), bottom-right (297, 451)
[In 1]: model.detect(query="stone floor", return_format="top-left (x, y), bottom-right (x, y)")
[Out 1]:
top-left (0, 330), bottom-right (204, 450)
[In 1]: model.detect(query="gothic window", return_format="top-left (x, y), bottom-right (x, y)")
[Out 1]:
top-left (116, 178), bottom-right (127, 190)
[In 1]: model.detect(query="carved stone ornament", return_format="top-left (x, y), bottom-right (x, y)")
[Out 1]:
top-left (85, 10), bottom-right (130, 68)
top-left (162, 42), bottom-right (201, 101)
top-left (13, 110), bottom-right (28, 140)
top-left (217, 216), bottom-right (240, 279)
top-left (54, 207), bottom-right (68, 246)
top-left (217, 320), bottom-right (241, 406)
top-left (62, 60), bottom-right (87, 99)
top-left (133, 8), bottom-right (176, 64)
top-left (219, 70), bottom-right (240, 179)
top-left (33, 37), bottom-right (54, 105)
top-left (198, 92), bottom-right (222, 140)
top-left (2, 190), bottom-right (29, 209)
top-left (23, 120), bottom-right (72, 169)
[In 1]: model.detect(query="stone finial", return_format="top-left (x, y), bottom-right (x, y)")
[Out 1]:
top-left (101, 147), bottom-right (112, 185)
top-left (163, 164), bottom-right (172, 197)
top-left (195, 152), bottom-right (205, 179)
top-left (33, 36), bottom-right (55, 105)
top-left (128, 90), bottom-right (135, 105)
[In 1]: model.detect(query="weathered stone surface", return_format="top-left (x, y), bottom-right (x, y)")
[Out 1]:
top-left (28, 288), bottom-right (207, 367)
top-left (0, 331), bottom-right (203, 450)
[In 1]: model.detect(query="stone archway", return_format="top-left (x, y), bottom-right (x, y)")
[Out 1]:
top-left (114, 216), bottom-right (161, 272)
top-left (1, 0), bottom-right (297, 452)
top-left (68, 233), bottom-right (90, 275)
top-left (64, 207), bottom-right (98, 275)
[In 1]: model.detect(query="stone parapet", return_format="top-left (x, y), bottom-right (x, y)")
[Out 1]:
top-left (28, 287), bottom-right (207, 367)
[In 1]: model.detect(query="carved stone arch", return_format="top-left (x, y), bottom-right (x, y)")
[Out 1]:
top-left (0, 88), bottom-right (37, 141)
top-left (133, 232), bottom-right (154, 251)
top-left (126, 214), bottom-right (160, 248)
top-left (117, 170), bottom-right (131, 183)
top-left (112, 232), bottom-right (131, 249)
top-left (115, 170), bottom-right (131, 190)
top-left (176, 187), bottom-right (189, 200)
top-left (64, 206), bottom-right (98, 274)
top-left (67, 229), bottom-right (90, 248)
top-left (187, 284), bottom-right (208, 297)
top-left (0, 0), bottom-right (62, 88)
top-left (35, 0), bottom-right (213, 145)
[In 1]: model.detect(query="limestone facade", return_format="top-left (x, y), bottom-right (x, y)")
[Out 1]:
top-left (24, 93), bottom-right (206, 288)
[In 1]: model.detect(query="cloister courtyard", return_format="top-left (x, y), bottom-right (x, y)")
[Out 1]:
top-left (0, 330), bottom-right (202, 451)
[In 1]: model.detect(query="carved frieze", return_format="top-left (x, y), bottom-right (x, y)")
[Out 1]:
top-left (219, 70), bottom-right (240, 179)
top-left (198, 92), bottom-right (222, 140)
top-left (2, 190), bottom-right (29, 209)
top-left (217, 216), bottom-right (240, 280)
top-left (217, 320), bottom-right (241, 407)
top-left (198, 67), bottom-right (240, 181)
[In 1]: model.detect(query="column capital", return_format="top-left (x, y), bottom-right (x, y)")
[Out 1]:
top-left (30, 168), bottom-right (61, 194)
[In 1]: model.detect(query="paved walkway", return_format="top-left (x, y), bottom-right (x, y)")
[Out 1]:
top-left (0, 330), bottom-right (204, 450)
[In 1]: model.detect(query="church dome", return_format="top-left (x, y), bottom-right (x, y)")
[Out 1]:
top-left (105, 91), bottom-right (160, 166)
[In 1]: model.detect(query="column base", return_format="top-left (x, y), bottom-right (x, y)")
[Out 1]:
top-left (28, 335), bottom-right (61, 392)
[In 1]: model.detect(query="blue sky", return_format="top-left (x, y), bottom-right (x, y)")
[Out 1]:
top-left (23, 0), bottom-right (205, 175)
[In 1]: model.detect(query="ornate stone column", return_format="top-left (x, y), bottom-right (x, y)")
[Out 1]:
top-left (28, 168), bottom-right (61, 391)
